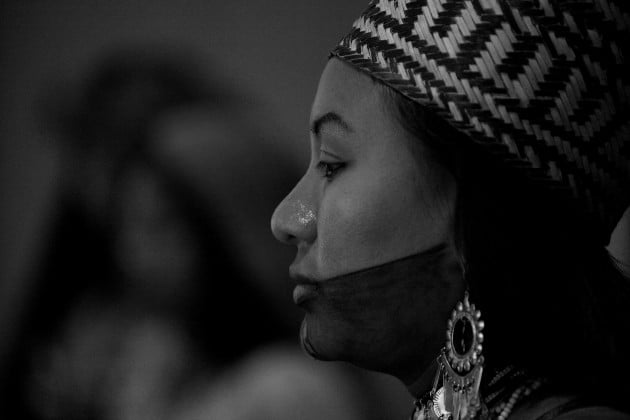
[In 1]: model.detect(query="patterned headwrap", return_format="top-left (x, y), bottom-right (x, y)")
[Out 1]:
top-left (332, 0), bottom-right (630, 235)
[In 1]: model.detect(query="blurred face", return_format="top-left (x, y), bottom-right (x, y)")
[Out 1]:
top-left (114, 164), bottom-right (199, 306)
top-left (271, 59), bottom-right (463, 383)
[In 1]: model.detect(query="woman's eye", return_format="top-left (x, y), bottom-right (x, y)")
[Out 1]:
top-left (316, 161), bottom-right (345, 180)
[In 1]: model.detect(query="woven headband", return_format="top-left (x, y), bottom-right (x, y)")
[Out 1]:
top-left (331, 0), bottom-right (630, 235)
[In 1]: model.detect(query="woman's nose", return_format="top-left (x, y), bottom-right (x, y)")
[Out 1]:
top-left (271, 176), bottom-right (317, 246)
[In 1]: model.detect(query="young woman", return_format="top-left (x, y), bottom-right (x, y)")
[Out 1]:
top-left (271, 1), bottom-right (630, 419)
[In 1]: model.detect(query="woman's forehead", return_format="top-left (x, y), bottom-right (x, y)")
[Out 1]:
top-left (311, 59), bottom-right (380, 122)
top-left (310, 58), bottom-right (403, 143)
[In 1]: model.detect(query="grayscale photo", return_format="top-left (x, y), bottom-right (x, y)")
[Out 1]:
top-left (1, 1), bottom-right (629, 419)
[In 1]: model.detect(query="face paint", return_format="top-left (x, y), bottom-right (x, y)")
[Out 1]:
top-left (296, 200), bottom-right (316, 226)
top-left (299, 243), bottom-right (463, 383)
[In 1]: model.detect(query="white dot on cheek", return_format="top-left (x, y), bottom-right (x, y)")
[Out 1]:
top-left (296, 200), bottom-right (316, 226)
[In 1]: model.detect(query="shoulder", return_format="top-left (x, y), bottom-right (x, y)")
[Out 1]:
top-left (172, 344), bottom-right (367, 420)
top-left (533, 399), bottom-right (630, 420)
top-left (512, 395), bottom-right (630, 420)
top-left (552, 406), bottom-right (630, 420)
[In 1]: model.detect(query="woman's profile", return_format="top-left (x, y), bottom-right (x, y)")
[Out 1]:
top-left (271, 1), bottom-right (630, 419)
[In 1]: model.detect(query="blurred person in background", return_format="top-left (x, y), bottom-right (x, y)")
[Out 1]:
top-left (4, 48), bottom-right (411, 420)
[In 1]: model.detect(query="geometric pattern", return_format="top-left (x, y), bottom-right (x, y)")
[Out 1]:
top-left (332, 0), bottom-right (630, 235)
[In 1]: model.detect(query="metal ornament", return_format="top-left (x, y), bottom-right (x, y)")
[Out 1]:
top-left (412, 292), bottom-right (486, 420)
top-left (445, 291), bottom-right (485, 374)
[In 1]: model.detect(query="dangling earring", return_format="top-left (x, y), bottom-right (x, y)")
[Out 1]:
top-left (412, 291), bottom-right (486, 420)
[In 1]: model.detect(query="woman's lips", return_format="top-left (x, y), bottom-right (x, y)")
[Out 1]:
top-left (292, 283), bottom-right (319, 305)
top-left (289, 268), bottom-right (321, 306)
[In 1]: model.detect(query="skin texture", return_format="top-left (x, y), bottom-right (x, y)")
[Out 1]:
top-left (270, 58), bottom-right (464, 391)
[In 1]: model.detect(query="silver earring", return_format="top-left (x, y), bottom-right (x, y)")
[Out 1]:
top-left (412, 291), bottom-right (485, 420)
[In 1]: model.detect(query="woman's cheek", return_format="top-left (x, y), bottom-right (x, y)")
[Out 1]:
top-left (316, 182), bottom-right (410, 277)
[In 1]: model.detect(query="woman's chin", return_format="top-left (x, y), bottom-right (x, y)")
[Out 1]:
top-left (299, 317), bottom-right (337, 362)
top-left (298, 311), bottom-right (438, 389)
top-left (298, 313), bottom-right (388, 369)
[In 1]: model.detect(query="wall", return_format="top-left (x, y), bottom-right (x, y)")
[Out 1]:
top-left (0, 0), bottom-right (368, 369)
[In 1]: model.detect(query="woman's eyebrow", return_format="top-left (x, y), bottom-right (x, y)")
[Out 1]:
top-left (310, 112), bottom-right (353, 137)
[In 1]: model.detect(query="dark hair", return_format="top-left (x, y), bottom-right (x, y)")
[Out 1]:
top-left (387, 88), bottom-right (630, 406)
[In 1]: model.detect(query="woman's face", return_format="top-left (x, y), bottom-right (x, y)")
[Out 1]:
top-left (271, 59), bottom-right (463, 382)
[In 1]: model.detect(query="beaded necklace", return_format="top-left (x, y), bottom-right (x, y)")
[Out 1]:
top-left (411, 365), bottom-right (544, 420)
top-left (484, 366), bottom-right (544, 420)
